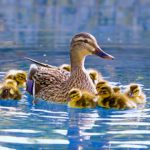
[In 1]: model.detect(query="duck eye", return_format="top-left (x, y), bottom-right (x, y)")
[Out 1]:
top-left (84, 39), bottom-right (88, 43)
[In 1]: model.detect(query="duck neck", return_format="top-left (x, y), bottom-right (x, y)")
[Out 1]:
top-left (70, 50), bottom-right (86, 73)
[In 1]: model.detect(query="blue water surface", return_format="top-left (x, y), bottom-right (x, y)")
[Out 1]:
top-left (0, 45), bottom-right (149, 150)
top-left (0, 0), bottom-right (150, 150)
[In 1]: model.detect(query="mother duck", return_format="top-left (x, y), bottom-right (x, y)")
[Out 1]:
top-left (26, 32), bottom-right (114, 103)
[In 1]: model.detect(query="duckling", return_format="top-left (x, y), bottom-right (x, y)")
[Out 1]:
top-left (96, 80), bottom-right (109, 93)
top-left (68, 88), bottom-right (97, 108)
top-left (5, 70), bottom-right (27, 88)
top-left (3, 79), bottom-right (18, 88)
top-left (87, 69), bottom-right (102, 84)
top-left (97, 85), bottom-right (136, 109)
top-left (59, 64), bottom-right (71, 72)
top-left (113, 86), bottom-right (121, 94)
top-left (125, 84), bottom-right (146, 104)
top-left (0, 83), bottom-right (22, 100)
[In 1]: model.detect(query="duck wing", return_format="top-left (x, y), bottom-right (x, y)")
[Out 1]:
top-left (26, 58), bottom-right (70, 97)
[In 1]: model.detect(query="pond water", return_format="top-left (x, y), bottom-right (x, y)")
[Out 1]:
top-left (0, 1), bottom-right (150, 149)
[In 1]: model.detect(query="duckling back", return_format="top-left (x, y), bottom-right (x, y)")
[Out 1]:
top-left (3, 79), bottom-right (17, 88)
top-left (5, 70), bottom-right (27, 88)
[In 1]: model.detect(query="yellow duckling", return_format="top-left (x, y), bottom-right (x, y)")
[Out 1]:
top-left (87, 69), bottom-right (103, 84)
top-left (113, 86), bottom-right (121, 94)
top-left (5, 70), bottom-right (27, 88)
top-left (96, 80), bottom-right (109, 93)
top-left (68, 88), bottom-right (97, 108)
top-left (0, 83), bottom-right (22, 100)
top-left (125, 84), bottom-right (146, 104)
top-left (59, 64), bottom-right (71, 72)
top-left (97, 85), bottom-right (136, 109)
top-left (3, 79), bottom-right (18, 88)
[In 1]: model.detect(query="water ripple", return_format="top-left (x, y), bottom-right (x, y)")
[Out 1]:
top-left (0, 129), bottom-right (42, 134)
top-left (0, 136), bottom-right (69, 144)
top-left (107, 130), bottom-right (150, 134)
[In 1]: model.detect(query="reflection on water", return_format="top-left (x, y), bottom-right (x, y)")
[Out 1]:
top-left (0, 0), bottom-right (150, 149)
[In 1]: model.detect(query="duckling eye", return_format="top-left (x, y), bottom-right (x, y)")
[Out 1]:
top-left (84, 39), bottom-right (88, 43)
top-left (101, 90), bottom-right (107, 94)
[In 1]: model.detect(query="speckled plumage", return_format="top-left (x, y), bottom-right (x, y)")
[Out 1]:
top-left (34, 66), bottom-right (96, 103)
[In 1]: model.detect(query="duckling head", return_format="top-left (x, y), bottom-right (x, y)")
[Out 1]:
top-left (60, 64), bottom-right (71, 72)
top-left (113, 86), bottom-right (121, 94)
top-left (96, 80), bottom-right (108, 93)
top-left (15, 71), bottom-right (27, 85)
top-left (88, 69), bottom-right (100, 83)
top-left (70, 32), bottom-right (114, 60)
top-left (129, 84), bottom-right (141, 97)
top-left (0, 84), bottom-right (17, 99)
top-left (68, 88), bottom-right (82, 101)
top-left (98, 85), bottom-right (113, 99)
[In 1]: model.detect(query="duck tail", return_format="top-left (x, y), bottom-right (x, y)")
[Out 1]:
top-left (25, 57), bottom-right (55, 68)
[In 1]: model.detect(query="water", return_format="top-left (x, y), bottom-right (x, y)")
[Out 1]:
top-left (0, 46), bottom-right (149, 150)
top-left (0, 1), bottom-right (150, 149)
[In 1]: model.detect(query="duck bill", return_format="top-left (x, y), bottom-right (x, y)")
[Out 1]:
top-left (94, 47), bottom-right (114, 60)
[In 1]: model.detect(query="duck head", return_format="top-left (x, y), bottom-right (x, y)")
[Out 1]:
top-left (71, 32), bottom-right (114, 60)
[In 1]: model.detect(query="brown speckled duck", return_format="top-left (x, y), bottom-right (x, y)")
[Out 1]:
top-left (26, 32), bottom-right (114, 103)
